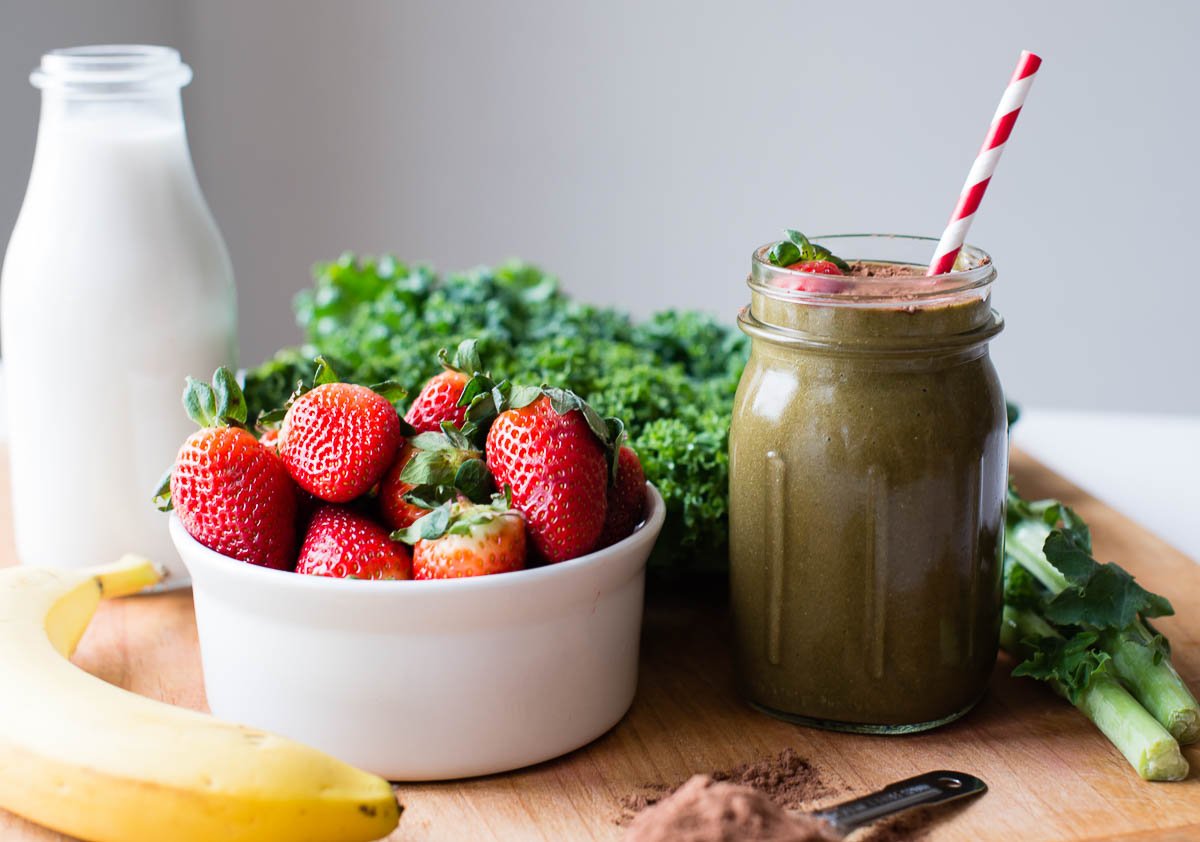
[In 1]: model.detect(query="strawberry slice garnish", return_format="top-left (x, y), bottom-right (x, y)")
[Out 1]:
top-left (767, 230), bottom-right (851, 293)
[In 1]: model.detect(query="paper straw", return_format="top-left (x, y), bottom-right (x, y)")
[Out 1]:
top-left (927, 50), bottom-right (1042, 276)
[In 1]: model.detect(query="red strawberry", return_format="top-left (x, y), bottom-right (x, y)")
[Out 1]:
top-left (259, 428), bottom-right (280, 453)
top-left (786, 259), bottom-right (842, 275)
top-left (486, 393), bottom-right (611, 563)
top-left (597, 446), bottom-right (647, 548)
top-left (404, 339), bottom-right (487, 433)
top-left (778, 261), bottom-right (846, 294)
top-left (406, 501), bottom-right (526, 580)
top-left (405, 370), bottom-right (470, 433)
top-left (280, 382), bottom-right (403, 502)
top-left (296, 506), bottom-right (413, 580)
top-left (378, 441), bottom-right (428, 530)
top-left (164, 370), bottom-right (298, 570)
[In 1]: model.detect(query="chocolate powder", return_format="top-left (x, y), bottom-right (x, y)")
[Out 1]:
top-left (710, 749), bottom-right (835, 809)
top-left (846, 260), bottom-right (924, 279)
top-left (618, 750), bottom-right (935, 841)
top-left (621, 775), bottom-right (838, 842)
top-left (618, 750), bottom-right (834, 823)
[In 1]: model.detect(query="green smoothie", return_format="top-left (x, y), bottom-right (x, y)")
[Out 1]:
top-left (728, 235), bottom-right (1007, 732)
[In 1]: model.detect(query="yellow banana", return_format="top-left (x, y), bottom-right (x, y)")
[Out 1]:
top-left (0, 556), bottom-right (400, 842)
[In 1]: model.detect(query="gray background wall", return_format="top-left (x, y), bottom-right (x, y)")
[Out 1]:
top-left (3, 0), bottom-right (1198, 413)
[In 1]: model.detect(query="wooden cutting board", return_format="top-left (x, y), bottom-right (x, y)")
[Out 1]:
top-left (1, 447), bottom-right (1197, 842)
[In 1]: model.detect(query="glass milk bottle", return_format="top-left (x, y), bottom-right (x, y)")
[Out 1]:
top-left (1, 46), bottom-right (237, 584)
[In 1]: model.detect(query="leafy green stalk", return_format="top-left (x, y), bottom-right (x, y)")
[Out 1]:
top-left (1102, 626), bottom-right (1200, 744)
top-left (1005, 487), bottom-right (1200, 743)
top-left (1001, 606), bottom-right (1188, 781)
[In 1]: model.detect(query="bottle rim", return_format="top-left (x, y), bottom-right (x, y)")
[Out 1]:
top-left (31, 45), bottom-right (192, 95)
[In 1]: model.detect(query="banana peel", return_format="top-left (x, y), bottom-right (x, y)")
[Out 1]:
top-left (0, 555), bottom-right (400, 842)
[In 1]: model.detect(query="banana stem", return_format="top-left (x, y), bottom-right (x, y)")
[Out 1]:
top-left (92, 555), bottom-right (165, 598)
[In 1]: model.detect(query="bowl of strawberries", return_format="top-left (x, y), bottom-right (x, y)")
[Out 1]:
top-left (161, 344), bottom-right (664, 780)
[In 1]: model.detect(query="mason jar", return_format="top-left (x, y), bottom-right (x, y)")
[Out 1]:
top-left (728, 234), bottom-right (1007, 732)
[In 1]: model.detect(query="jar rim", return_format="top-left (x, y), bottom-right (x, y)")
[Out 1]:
top-left (750, 234), bottom-right (995, 306)
top-left (31, 45), bottom-right (192, 95)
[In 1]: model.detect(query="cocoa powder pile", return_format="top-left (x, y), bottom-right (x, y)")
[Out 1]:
top-left (621, 775), bottom-right (839, 842)
top-left (618, 749), bottom-right (935, 842)
top-left (710, 748), bottom-right (834, 809)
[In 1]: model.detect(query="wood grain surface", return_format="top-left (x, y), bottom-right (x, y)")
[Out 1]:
top-left (1, 447), bottom-right (1197, 841)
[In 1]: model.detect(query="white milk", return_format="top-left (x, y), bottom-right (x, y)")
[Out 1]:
top-left (1, 47), bottom-right (236, 582)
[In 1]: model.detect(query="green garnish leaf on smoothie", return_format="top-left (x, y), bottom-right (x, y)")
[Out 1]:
top-left (768, 230), bottom-right (851, 271)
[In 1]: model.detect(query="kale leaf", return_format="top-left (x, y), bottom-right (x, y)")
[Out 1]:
top-left (243, 255), bottom-right (750, 572)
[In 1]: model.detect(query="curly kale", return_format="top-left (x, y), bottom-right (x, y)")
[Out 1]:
top-left (243, 254), bottom-right (749, 571)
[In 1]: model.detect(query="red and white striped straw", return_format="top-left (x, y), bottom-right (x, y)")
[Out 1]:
top-left (927, 50), bottom-right (1042, 276)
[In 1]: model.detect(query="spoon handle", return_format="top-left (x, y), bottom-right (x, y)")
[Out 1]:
top-left (810, 770), bottom-right (986, 833)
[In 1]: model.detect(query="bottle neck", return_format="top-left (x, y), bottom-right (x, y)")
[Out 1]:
top-left (38, 87), bottom-right (185, 132)
top-left (31, 45), bottom-right (190, 135)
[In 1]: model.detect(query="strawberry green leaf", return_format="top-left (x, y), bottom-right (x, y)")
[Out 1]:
top-left (312, 356), bottom-right (340, 386)
top-left (399, 449), bottom-right (454, 486)
top-left (454, 458), bottom-right (492, 503)
top-left (368, 380), bottom-right (407, 406)
top-left (439, 338), bottom-right (484, 375)
top-left (440, 421), bottom-right (473, 451)
top-left (544, 386), bottom-right (578, 416)
top-left (603, 417), bottom-right (626, 483)
top-left (397, 417), bottom-right (419, 438)
top-left (152, 465), bottom-right (174, 512)
top-left (401, 486), bottom-right (446, 511)
top-left (184, 368), bottom-right (248, 429)
top-left (392, 503), bottom-right (453, 544)
top-left (256, 407), bottom-right (287, 429)
top-left (507, 384), bottom-right (543, 410)
top-left (183, 376), bottom-right (217, 428)
top-left (457, 374), bottom-right (489, 409)
top-left (410, 432), bottom-right (456, 453)
top-left (212, 367), bottom-right (248, 426)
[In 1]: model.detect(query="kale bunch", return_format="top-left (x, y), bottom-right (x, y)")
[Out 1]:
top-left (242, 254), bottom-right (749, 572)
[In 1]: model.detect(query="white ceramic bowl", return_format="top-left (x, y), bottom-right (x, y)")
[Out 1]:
top-left (169, 484), bottom-right (664, 781)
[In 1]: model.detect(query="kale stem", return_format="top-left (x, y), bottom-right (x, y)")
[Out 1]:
top-left (1004, 518), bottom-right (1064, 592)
top-left (1004, 505), bottom-right (1200, 744)
top-left (1002, 607), bottom-right (1189, 781)
top-left (1103, 625), bottom-right (1200, 745)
